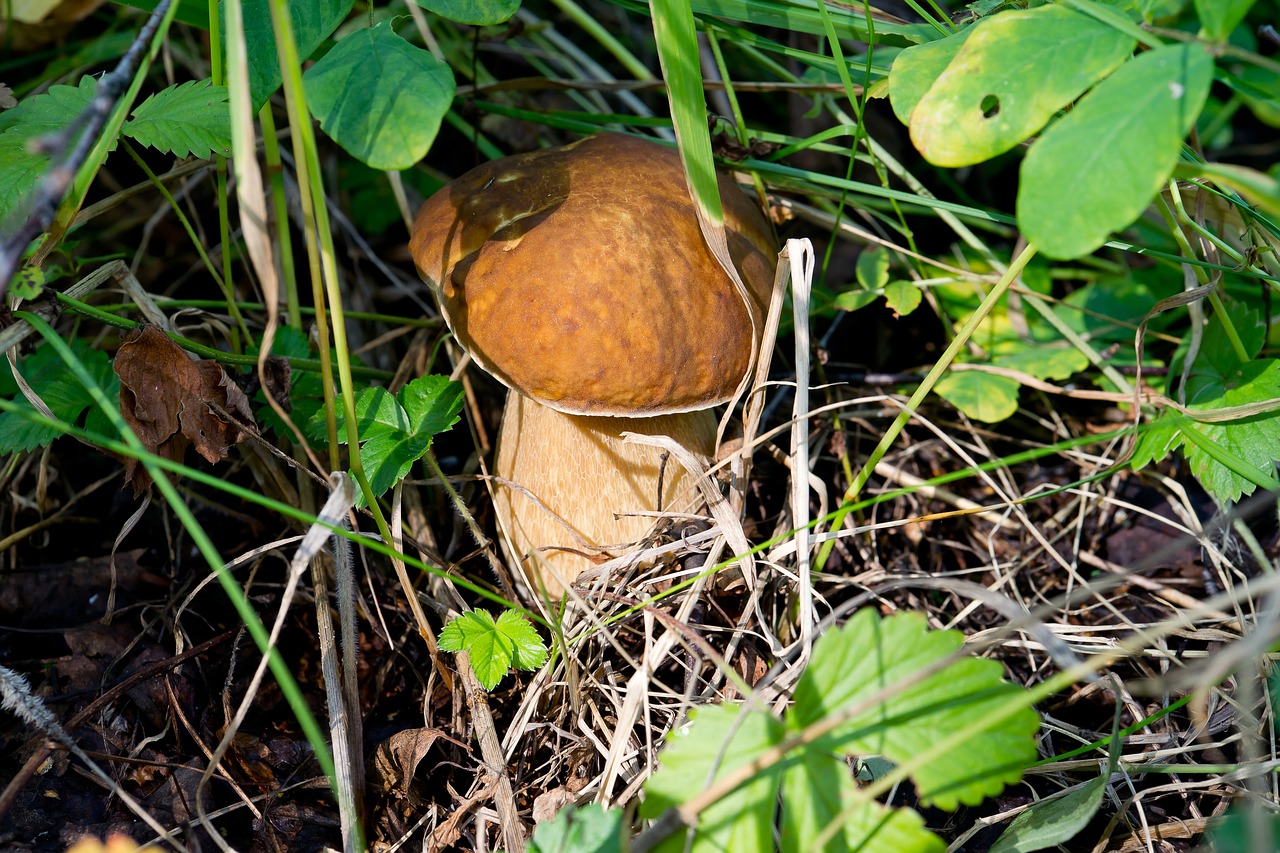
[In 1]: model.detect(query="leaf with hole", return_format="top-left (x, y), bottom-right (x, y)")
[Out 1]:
top-left (124, 79), bottom-right (231, 160)
top-left (414, 0), bottom-right (520, 26)
top-left (303, 23), bottom-right (456, 170)
top-left (1018, 43), bottom-right (1214, 259)
top-left (909, 5), bottom-right (1134, 167)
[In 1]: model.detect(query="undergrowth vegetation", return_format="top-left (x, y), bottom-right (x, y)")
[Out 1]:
top-left (0, 0), bottom-right (1278, 851)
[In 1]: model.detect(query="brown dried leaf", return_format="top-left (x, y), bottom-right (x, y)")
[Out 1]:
top-left (370, 727), bottom-right (446, 804)
top-left (113, 325), bottom-right (253, 492)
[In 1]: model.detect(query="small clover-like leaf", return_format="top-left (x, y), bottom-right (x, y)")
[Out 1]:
top-left (935, 370), bottom-right (1020, 423)
top-left (438, 609), bottom-right (548, 691)
top-left (856, 246), bottom-right (890, 291)
top-left (883, 279), bottom-right (922, 317)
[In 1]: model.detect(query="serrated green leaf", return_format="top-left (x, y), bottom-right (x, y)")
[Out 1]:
top-left (495, 610), bottom-right (549, 671)
top-left (1130, 410), bottom-right (1185, 470)
top-left (124, 79), bottom-right (231, 160)
top-left (1180, 360), bottom-right (1280, 504)
top-left (530, 803), bottom-right (624, 853)
top-left (415, 0), bottom-right (520, 26)
top-left (641, 703), bottom-right (784, 853)
top-left (1194, 0), bottom-right (1255, 41)
top-left (0, 76), bottom-right (100, 226)
top-left (226, 0), bottom-right (356, 111)
top-left (303, 23), bottom-right (455, 171)
top-left (935, 371), bottom-right (1020, 423)
top-left (989, 775), bottom-right (1107, 853)
top-left (884, 280), bottom-right (922, 317)
top-left (400, 374), bottom-right (465, 438)
top-left (787, 609), bottom-right (1039, 810)
top-left (338, 386), bottom-right (410, 443)
top-left (856, 246), bottom-right (889, 291)
top-left (438, 610), bottom-right (516, 690)
top-left (0, 340), bottom-right (117, 453)
top-left (888, 28), bottom-right (972, 125)
top-left (910, 5), bottom-right (1135, 167)
top-left (781, 745), bottom-right (947, 852)
top-left (1018, 43), bottom-right (1214, 259)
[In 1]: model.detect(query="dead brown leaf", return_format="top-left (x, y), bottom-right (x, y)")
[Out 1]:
top-left (113, 325), bottom-right (254, 493)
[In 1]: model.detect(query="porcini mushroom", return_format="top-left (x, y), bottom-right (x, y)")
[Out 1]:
top-left (410, 133), bottom-right (775, 597)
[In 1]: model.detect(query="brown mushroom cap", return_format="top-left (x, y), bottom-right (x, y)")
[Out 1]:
top-left (409, 132), bottom-right (776, 416)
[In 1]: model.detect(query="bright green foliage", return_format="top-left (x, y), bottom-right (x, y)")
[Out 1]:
top-left (1019, 44), bottom-right (1214, 259)
top-left (415, 0), bottom-right (520, 26)
top-left (883, 280), bottom-right (922, 317)
top-left (989, 775), bottom-right (1107, 853)
top-left (0, 340), bottom-right (118, 453)
top-left (303, 23), bottom-right (455, 171)
top-left (640, 703), bottom-right (785, 853)
top-left (529, 803), bottom-right (624, 853)
top-left (227, 0), bottom-right (356, 110)
top-left (1194, 0), bottom-right (1257, 41)
top-left (834, 246), bottom-right (889, 312)
top-left (252, 326), bottom-right (328, 439)
top-left (909, 5), bottom-right (1134, 167)
top-left (640, 610), bottom-right (1039, 852)
top-left (320, 374), bottom-right (464, 499)
top-left (888, 29), bottom-right (970, 125)
top-left (125, 79), bottom-right (231, 160)
top-left (1132, 304), bottom-right (1280, 504)
top-left (437, 610), bottom-right (549, 691)
top-left (0, 76), bottom-right (98, 226)
top-left (651, 0), bottom-right (725, 231)
top-left (10, 266), bottom-right (45, 301)
top-left (934, 371), bottom-right (1020, 423)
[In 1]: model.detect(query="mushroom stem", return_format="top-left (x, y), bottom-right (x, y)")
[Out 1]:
top-left (492, 393), bottom-right (716, 597)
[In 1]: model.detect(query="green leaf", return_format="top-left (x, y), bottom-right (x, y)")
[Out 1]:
top-left (0, 340), bottom-right (117, 454)
top-left (124, 79), bottom-right (231, 160)
top-left (1184, 161), bottom-right (1280, 217)
top-left (856, 246), bottom-right (889, 291)
top-left (0, 76), bottom-right (100, 226)
top-left (989, 776), bottom-right (1107, 853)
top-left (884, 280), bottom-right (922, 317)
top-left (1194, 0), bottom-right (1256, 41)
top-left (329, 375), bottom-right (463, 499)
top-left (909, 5), bottom-right (1135, 167)
top-left (1208, 806), bottom-right (1280, 853)
top-left (781, 746), bottom-right (945, 852)
top-left (935, 371), bottom-right (1020, 423)
top-left (1018, 43), bottom-right (1214, 259)
top-left (1180, 359), bottom-right (1280, 504)
top-left (834, 289), bottom-right (880, 313)
top-left (437, 609), bottom-right (546, 690)
top-left (888, 28), bottom-right (972, 125)
top-left (227, 0), bottom-right (356, 111)
top-left (495, 610), bottom-right (549, 671)
top-left (10, 266), bottom-right (45, 301)
top-left (641, 703), bottom-right (784, 853)
top-left (530, 803), bottom-right (624, 853)
top-left (303, 23), bottom-right (456, 171)
top-left (414, 0), bottom-right (520, 26)
top-left (787, 609), bottom-right (1038, 810)
top-left (993, 346), bottom-right (1089, 382)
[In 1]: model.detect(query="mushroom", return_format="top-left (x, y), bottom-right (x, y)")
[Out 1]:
top-left (409, 133), bottom-right (775, 597)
